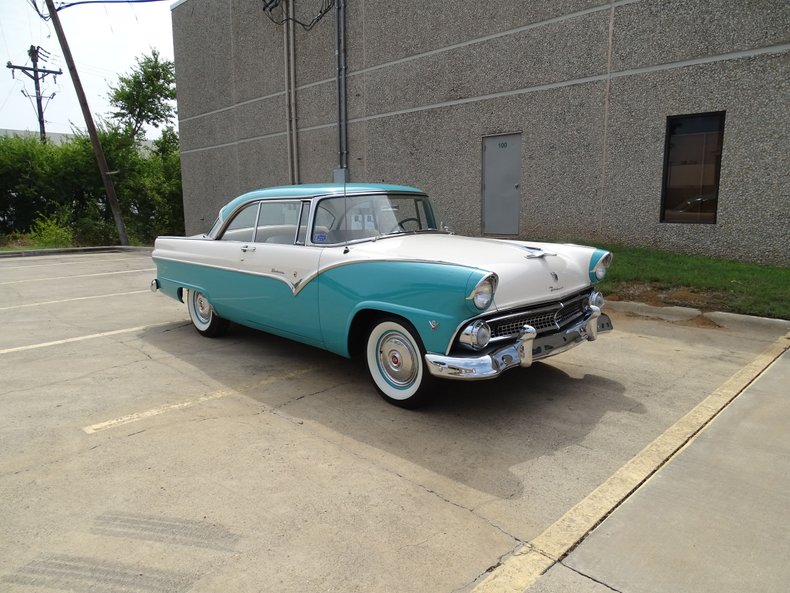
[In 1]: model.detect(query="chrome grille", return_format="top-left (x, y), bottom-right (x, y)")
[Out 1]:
top-left (488, 291), bottom-right (589, 341)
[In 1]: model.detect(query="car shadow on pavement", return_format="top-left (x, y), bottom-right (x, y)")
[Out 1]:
top-left (140, 322), bottom-right (637, 500)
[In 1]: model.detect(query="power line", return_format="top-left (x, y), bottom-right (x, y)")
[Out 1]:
top-left (0, 82), bottom-right (22, 115)
top-left (55, 0), bottom-right (169, 10)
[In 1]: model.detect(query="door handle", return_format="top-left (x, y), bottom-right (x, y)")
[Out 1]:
top-left (241, 245), bottom-right (256, 253)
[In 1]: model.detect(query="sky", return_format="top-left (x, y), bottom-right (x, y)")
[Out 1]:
top-left (0, 0), bottom-right (175, 138)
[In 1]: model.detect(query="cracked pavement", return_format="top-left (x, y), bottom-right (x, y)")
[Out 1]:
top-left (1, 251), bottom-right (787, 593)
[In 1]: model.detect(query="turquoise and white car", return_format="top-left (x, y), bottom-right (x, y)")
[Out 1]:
top-left (151, 183), bottom-right (613, 407)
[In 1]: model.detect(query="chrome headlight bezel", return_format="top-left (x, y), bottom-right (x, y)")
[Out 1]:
top-left (459, 320), bottom-right (492, 350)
top-left (590, 252), bottom-right (613, 282)
top-left (467, 273), bottom-right (498, 311)
top-left (589, 289), bottom-right (605, 309)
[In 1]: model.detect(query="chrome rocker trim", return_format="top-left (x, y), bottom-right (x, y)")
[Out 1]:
top-left (425, 306), bottom-right (612, 380)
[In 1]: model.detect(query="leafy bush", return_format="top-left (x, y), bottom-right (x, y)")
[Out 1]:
top-left (29, 212), bottom-right (74, 248)
top-left (0, 125), bottom-right (184, 246)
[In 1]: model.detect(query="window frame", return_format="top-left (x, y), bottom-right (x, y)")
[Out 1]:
top-left (218, 202), bottom-right (261, 243)
top-left (660, 111), bottom-right (726, 225)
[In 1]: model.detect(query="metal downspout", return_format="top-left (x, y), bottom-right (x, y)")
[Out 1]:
top-left (334, 0), bottom-right (349, 182)
top-left (289, 2), bottom-right (300, 183)
top-left (283, 2), bottom-right (294, 184)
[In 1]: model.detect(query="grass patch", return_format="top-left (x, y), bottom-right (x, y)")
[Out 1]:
top-left (596, 243), bottom-right (790, 320)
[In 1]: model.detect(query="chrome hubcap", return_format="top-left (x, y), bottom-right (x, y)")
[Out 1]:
top-left (378, 331), bottom-right (418, 387)
top-left (194, 292), bottom-right (211, 323)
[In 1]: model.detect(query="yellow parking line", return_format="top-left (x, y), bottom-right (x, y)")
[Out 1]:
top-left (0, 268), bottom-right (155, 285)
top-left (472, 330), bottom-right (790, 593)
top-left (0, 290), bottom-right (149, 311)
top-left (82, 368), bottom-right (317, 434)
top-left (82, 389), bottom-right (236, 434)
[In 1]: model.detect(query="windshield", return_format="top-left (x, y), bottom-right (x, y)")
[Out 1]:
top-left (206, 217), bottom-right (221, 238)
top-left (311, 193), bottom-right (439, 245)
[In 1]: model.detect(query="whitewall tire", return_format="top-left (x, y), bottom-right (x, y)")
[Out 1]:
top-left (186, 289), bottom-right (229, 338)
top-left (366, 317), bottom-right (433, 408)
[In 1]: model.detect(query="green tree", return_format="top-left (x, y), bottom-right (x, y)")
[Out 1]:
top-left (108, 49), bottom-right (176, 139)
top-left (1, 49), bottom-right (184, 247)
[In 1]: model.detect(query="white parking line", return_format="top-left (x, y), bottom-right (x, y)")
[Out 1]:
top-left (0, 268), bottom-right (155, 285)
top-left (0, 290), bottom-right (149, 311)
top-left (0, 323), bottom-right (174, 355)
top-left (0, 257), bottom-right (138, 270)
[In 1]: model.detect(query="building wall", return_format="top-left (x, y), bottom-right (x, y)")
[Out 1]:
top-left (171, 0), bottom-right (790, 265)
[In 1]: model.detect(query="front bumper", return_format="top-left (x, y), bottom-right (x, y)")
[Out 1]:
top-left (425, 306), bottom-right (612, 380)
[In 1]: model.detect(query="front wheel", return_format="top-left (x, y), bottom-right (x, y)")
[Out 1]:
top-left (186, 289), bottom-right (229, 338)
top-left (366, 317), bottom-right (433, 408)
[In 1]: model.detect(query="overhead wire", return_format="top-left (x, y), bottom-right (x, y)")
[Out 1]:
top-left (54, 0), bottom-right (169, 10)
top-left (26, 0), bottom-right (50, 21)
top-left (263, 0), bottom-right (335, 31)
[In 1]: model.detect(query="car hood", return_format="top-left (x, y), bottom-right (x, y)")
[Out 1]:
top-left (344, 234), bottom-right (600, 311)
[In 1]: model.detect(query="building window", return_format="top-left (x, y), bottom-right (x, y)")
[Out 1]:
top-left (661, 112), bottom-right (725, 224)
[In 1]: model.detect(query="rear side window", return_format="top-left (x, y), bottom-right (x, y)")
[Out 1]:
top-left (220, 203), bottom-right (259, 242)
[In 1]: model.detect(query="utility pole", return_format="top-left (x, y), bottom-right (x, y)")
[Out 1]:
top-left (43, 0), bottom-right (129, 245)
top-left (6, 45), bottom-right (62, 143)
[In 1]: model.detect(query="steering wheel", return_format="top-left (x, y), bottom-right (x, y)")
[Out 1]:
top-left (388, 217), bottom-right (421, 233)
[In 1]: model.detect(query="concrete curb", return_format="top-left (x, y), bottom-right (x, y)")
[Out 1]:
top-left (606, 300), bottom-right (790, 329)
top-left (0, 246), bottom-right (153, 258)
top-left (606, 300), bottom-right (701, 321)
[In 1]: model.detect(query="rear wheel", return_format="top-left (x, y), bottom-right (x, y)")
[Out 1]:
top-left (366, 317), bottom-right (433, 408)
top-left (186, 289), bottom-right (229, 338)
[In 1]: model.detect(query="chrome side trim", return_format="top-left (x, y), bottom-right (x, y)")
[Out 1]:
top-left (153, 253), bottom-right (491, 298)
top-left (425, 309), bottom-right (611, 380)
top-left (153, 255), bottom-right (303, 294)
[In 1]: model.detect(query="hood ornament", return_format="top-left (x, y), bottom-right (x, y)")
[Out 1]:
top-left (550, 272), bottom-right (559, 282)
top-left (521, 246), bottom-right (558, 259)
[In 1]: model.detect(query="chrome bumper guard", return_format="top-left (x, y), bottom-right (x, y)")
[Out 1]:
top-left (425, 306), bottom-right (612, 380)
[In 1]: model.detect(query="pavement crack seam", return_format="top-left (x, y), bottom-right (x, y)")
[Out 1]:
top-left (558, 561), bottom-right (624, 593)
top-left (393, 472), bottom-right (524, 545)
top-left (452, 543), bottom-right (537, 593)
top-left (266, 379), bottom-right (362, 422)
top-left (268, 379), bottom-right (355, 413)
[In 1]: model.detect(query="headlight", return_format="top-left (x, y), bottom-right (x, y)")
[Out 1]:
top-left (589, 290), bottom-right (605, 308)
top-left (590, 251), bottom-right (613, 282)
top-left (459, 320), bottom-right (492, 350)
top-left (467, 274), bottom-right (497, 310)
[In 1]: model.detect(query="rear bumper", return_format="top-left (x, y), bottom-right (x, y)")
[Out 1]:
top-left (425, 306), bottom-right (612, 380)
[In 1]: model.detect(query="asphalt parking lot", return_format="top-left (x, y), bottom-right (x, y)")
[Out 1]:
top-left (1, 250), bottom-right (788, 593)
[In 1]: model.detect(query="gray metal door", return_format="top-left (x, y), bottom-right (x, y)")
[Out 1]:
top-left (482, 133), bottom-right (522, 235)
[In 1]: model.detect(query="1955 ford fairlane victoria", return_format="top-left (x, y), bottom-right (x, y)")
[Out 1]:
top-left (151, 183), bottom-right (613, 407)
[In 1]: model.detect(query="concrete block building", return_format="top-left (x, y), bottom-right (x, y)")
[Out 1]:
top-left (171, 0), bottom-right (789, 265)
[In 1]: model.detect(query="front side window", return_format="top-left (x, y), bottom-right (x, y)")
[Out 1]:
top-left (255, 201), bottom-right (302, 244)
top-left (661, 112), bottom-right (725, 224)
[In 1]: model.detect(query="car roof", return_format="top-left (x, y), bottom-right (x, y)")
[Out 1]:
top-left (218, 183), bottom-right (425, 221)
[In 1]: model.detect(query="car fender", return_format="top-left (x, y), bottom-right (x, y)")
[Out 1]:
top-left (315, 260), bottom-right (489, 357)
